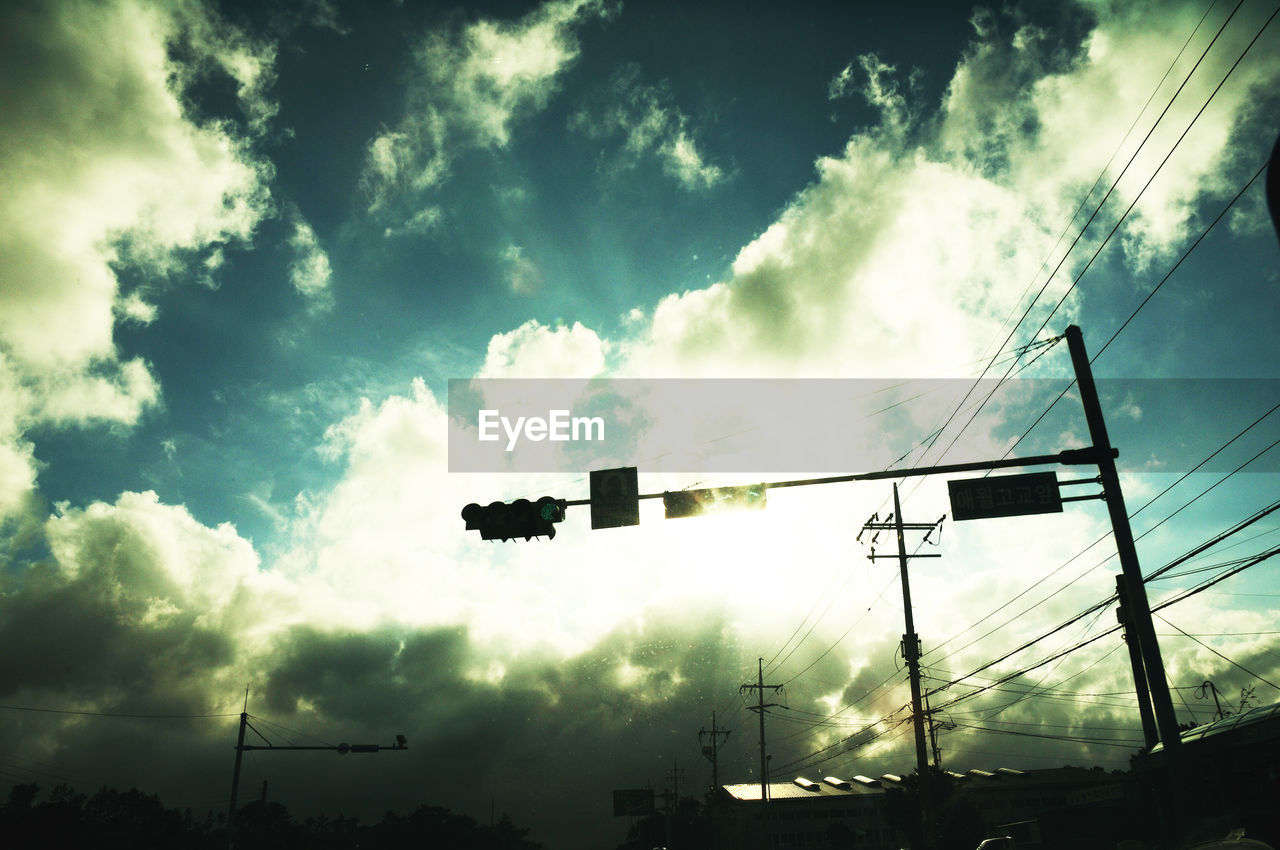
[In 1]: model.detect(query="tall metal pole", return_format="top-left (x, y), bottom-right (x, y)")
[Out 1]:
top-left (1116, 575), bottom-right (1158, 750)
top-left (894, 484), bottom-right (935, 849)
top-left (1066, 325), bottom-right (1181, 751)
top-left (227, 710), bottom-right (247, 850)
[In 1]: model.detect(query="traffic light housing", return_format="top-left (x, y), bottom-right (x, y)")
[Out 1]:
top-left (461, 496), bottom-right (566, 541)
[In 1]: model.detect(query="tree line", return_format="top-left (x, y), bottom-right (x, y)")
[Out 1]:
top-left (0, 782), bottom-right (545, 849)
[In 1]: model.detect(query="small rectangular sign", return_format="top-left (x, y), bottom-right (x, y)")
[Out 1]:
top-left (948, 471), bottom-right (1062, 521)
top-left (590, 466), bottom-right (640, 529)
top-left (612, 788), bottom-right (655, 816)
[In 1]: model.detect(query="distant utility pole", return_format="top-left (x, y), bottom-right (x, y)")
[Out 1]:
top-left (862, 489), bottom-right (944, 850)
top-left (741, 659), bottom-right (783, 809)
top-left (700, 712), bottom-right (731, 792)
top-left (924, 693), bottom-right (954, 770)
top-left (666, 757), bottom-right (684, 804)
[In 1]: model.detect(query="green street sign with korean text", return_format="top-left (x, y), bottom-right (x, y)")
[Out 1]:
top-left (948, 471), bottom-right (1062, 521)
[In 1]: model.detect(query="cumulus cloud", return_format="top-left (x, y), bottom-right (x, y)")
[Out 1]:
top-left (360, 0), bottom-right (613, 223)
top-left (940, 0), bottom-right (1280, 269)
top-left (607, 0), bottom-right (1277, 384)
top-left (571, 63), bottom-right (725, 190)
top-left (0, 0), bottom-right (276, 521)
top-left (478, 319), bottom-right (608, 378)
top-left (0, 491), bottom-right (267, 706)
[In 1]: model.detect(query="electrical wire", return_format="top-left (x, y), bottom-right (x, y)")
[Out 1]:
top-left (716, 0), bottom-right (1280, 770)
top-left (930, 542), bottom-right (1280, 713)
top-left (0, 704), bottom-right (239, 719)
top-left (1154, 611), bottom-right (1280, 690)
top-left (926, 403), bottom-right (1280, 670)
top-left (948, 721), bottom-right (1145, 749)
top-left (911, 0), bottom-right (1250, 477)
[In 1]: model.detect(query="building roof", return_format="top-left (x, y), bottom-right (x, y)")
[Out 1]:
top-left (722, 776), bottom-right (885, 802)
top-left (721, 766), bottom-right (1119, 802)
top-left (1149, 701), bottom-right (1280, 754)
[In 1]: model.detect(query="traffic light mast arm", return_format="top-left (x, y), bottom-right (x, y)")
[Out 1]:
top-left (238, 743), bottom-right (407, 752)
top-left (555, 446), bottom-right (1110, 508)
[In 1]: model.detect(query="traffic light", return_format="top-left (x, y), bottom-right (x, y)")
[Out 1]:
top-left (461, 496), bottom-right (567, 541)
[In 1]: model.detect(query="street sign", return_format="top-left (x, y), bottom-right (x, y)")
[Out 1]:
top-left (612, 788), bottom-right (655, 816)
top-left (663, 483), bottom-right (766, 519)
top-left (590, 466), bottom-right (640, 529)
top-left (948, 471), bottom-right (1062, 521)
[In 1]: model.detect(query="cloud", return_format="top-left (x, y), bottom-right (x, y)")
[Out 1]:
top-left (0, 0), bottom-right (276, 520)
top-left (478, 319), bottom-right (608, 379)
top-left (286, 207), bottom-right (334, 308)
top-left (501, 244), bottom-right (545, 294)
top-left (360, 0), bottom-right (613, 221)
top-left (571, 63), bottom-right (725, 190)
top-left (940, 0), bottom-right (1280, 269)
top-left (0, 491), bottom-right (267, 706)
top-left (606, 0), bottom-right (1278, 384)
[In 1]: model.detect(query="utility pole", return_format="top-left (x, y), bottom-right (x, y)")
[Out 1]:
top-left (1066, 325), bottom-right (1182, 752)
top-left (1198, 680), bottom-right (1226, 721)
top-left (666, 758), bottom-right (684, 805)
top-left (226, 688), bottom-right (249, 850)
top-left (1116, 575), bottom-right (1158, 750)
top-left (925, 693), bottom-right (953, 770)
top-left (863, 488), bottom-right (944, 850)
top-left (226, 692), bottom-right (407, 850)
top-left (741, 659), bottom-right (782, 812)
top-left (659, 786), bottom-right (675, 850)
top-left (700, 712), bottom-right (731, 792)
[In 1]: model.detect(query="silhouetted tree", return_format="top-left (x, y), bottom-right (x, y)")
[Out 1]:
top-left (0, 782), bottom-right (544, 850)
top-left (616, 795), bottom-right (712, 850)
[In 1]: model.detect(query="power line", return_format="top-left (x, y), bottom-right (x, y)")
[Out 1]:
top-left (930, 543), bottom-right (1280, 713)
top-left (1032, 0), bottom-right (1271, 339)
top-left (1154, 612), bottom-right (1280, 691)
top-left (912, 0), bottom-right (1251, 476)
top-left (926, 404), bottom-right (1280, 669)
top-left (0, 704), bottom-right (239, 719)
top-left (948, 720), bottom-right (1145, 749)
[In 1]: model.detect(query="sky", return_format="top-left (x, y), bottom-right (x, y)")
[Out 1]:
top-left (1, 0), bottom-right (1279, 847)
